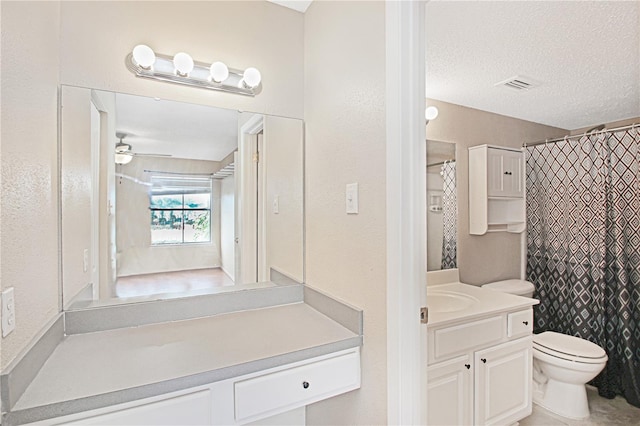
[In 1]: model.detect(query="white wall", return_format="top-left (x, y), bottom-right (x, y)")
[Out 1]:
top-left (116, 157), bottom-right (222, 278)
top-left (263, 116), bottom-right (304, 282)
top-left (0, 1), bottom-right (61, 370)
top-left (304, 1), bottom-right (387, 424)
top-left (220, 176), bottom-right (235, 280)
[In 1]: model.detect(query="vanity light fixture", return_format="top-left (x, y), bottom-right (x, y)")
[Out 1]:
top-left (126, 44), bottom-right (262, 96)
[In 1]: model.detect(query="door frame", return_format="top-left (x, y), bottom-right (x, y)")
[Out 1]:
top-left (386, 1), bottom-right (428, 424)
top-left (237, 114), bottom-right (264, 284)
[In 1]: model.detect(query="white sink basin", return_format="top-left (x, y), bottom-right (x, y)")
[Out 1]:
top-left (428, 291), bottom-right (479, 313)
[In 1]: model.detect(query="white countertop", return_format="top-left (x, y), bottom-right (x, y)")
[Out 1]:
top-left (427, 282), bottom-right (539, 327)
top-left (13, 303), bottom-right (359, 413)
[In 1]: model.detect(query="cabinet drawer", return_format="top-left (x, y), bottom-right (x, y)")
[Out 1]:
top-left (432, 316), bottom-right (504, 362)
top-left (234, 349), bottom-right (360, 422)
top-left (508, 309), bottom-right (533, 338)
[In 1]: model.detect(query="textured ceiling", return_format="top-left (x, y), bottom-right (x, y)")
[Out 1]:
top-left (115, 94), bottom-right (238, 162)
top-left (426, 1), bottom-right (640, 130)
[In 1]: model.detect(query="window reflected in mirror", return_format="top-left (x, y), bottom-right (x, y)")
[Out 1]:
top-left (427, 140), bottom-right (457, 271)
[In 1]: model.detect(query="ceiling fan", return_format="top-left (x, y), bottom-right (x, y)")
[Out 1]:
top-left (115, 133), bottom-right (172, 165)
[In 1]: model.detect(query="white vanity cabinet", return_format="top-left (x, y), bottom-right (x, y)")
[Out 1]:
top-left (469, 145), bottom-right (525, 235)
top-left (31, 348), bottom-right (360, 426)
top-left (427, 309), bottom-right (533, 426)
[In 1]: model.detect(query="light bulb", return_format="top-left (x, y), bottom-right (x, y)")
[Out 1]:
top-left (210, 61), bottom-right (229, 83)
top-left (173, 52), bottom-right (194, 76)
top-left (242, 67), bottom-right (262, 88)
top-left (132, 45), bottom-right (156, 69)
top-left (425, 106), bottom-right (439, 121)
top-left (115, 152), bottom-right (133, 165)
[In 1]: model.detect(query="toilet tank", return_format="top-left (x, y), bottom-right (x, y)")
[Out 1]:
top-left (481, 279), bottom-right (535, 297)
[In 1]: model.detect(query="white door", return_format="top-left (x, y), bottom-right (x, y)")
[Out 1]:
top-left (474, 336), bottom-right (532, 426)
top-left (427, 355), bottom-right (473, 426)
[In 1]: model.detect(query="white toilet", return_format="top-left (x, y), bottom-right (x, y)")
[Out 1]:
top-left (482, 279), bottom-right (608, 420)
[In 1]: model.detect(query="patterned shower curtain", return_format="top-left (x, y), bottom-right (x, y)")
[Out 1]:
top-left (441, 161), bottom-right (457, 269)
top-left (526, 127), bottom-right (640, 407)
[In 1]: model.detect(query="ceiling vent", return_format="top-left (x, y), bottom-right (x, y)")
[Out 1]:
top-left (494, 75), bottom-right (540, 91)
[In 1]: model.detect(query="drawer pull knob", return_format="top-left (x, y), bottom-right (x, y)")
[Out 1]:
top-left (465, 364), bottom-right (471, 370)
top-left (523, 321), bottom-right (529, 325)
top-left (481, 358), bottom-right (487, 363)
top-left (302, 381), bottom-right (310, 389)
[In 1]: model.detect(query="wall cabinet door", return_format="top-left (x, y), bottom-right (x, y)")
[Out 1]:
top-left (487, 148), bottom-right (523, 198)
top-left (500, 150), bottom-right (524, 197)
top-left (427, 355), bottom-right (473, 426)
top-left (474, 337), bottom-right (532, 426)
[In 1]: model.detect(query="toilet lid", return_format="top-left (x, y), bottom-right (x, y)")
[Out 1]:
top-left (482, 279), bottom-right (535, 296)
top-left (533, 331), bottom-right (607, 363)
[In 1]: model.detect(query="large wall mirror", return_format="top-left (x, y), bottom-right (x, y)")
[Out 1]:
top-left (426, 140), bottom-right (457, 271)
top-left (60, 86), bottom-right (303, 309)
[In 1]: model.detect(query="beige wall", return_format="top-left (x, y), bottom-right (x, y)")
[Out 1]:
top-left (570, 116), bottom-right (640, 135)
top-left (1, 0), bottom-right (304, 369)
top-left (0, 1), bottom-right (61, 370)
top-left (263, 116), bottom-right (304, 282)
top-left (60, 86), bottom-right (94, 306)
top-left (426, 99), bottom-right (567, 285)
top-left (304, 1), bottom-right (387, 424)
top-left (59, 1), bottom-right (304, 119)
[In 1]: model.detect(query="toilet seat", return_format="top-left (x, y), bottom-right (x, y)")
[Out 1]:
top-left (533, 331), bottom-right (607, 364)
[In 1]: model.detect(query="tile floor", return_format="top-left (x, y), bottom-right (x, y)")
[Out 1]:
top-left (520, 386), bottom-right (640, 425)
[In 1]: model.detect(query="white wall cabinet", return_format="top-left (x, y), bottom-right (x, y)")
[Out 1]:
top-left (469, 145), bottom-right (525, 235)
top-left (32, 348), bottom-right (360, 426)
top-left (427, 310), bottom-right (533, 426)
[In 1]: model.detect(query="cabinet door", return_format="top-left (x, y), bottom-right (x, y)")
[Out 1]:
top-left (61, 390), bottom-right (212, 425)
top-left (487, 148), bottom-right (505, 197)
top-left (487, 148), bottom-right (523, 198)
top-left (500, 150), bottom-right (524, 198)
top-left (474, 336), bottom-right (532, 426)
top-left (427, 355), bottom-right (473, 426)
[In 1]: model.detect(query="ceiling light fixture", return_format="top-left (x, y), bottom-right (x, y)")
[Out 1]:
top-left (115, 152), bottom-right (133, 165)
top-left (126, 44), bottom-right (262, 96)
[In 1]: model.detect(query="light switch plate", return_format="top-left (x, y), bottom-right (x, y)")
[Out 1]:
top-left (2, 287), bottom-right (16, 337)
top-left (346, 183), bottom-right (359, 214)
top-left (272, 196), bottom-right (279, 214)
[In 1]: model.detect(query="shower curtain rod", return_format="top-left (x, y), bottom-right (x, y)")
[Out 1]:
top-left (427, 159), bottom-right (455, 168)
top-left (523, 122), bottom-right (639, 148)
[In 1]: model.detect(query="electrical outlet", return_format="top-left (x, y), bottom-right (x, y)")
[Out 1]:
top-left (2, 287), bottom-right (16, 337)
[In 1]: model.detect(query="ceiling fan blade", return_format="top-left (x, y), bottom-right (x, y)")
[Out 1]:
top-left (132, 153), bottom-right (173, 157)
